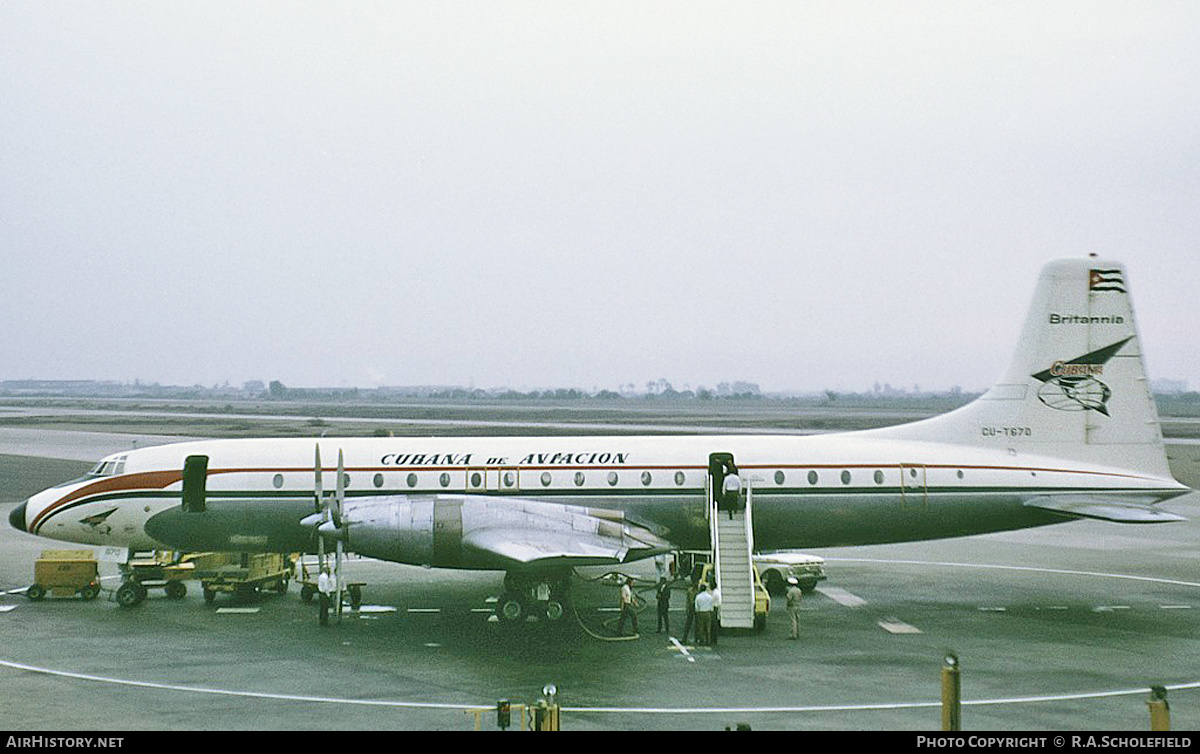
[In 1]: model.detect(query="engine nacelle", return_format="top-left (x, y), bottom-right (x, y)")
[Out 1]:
top-left (340, 496), bottom-right (439, 566)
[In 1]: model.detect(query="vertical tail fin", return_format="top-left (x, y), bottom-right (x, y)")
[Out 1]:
top-left (874, 258), bottom-right (1172, 478)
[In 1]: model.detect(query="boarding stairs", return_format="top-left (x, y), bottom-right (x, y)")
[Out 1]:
top-left (709, 454), bottom-right (756, 630)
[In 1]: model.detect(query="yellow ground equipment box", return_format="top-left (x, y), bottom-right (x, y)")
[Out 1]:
top-left (27, 550), bottom-right (100, 601)
top-left (113, 551), bottom-right (298, 608)
top-left (193, 552), bottom-right (295, 604)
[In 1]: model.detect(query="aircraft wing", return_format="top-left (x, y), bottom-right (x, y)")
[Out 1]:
top-left (458, 500), bottom-right (674, 568)
top-left (464, 527), bottom-right (638, 567)
top-left (1023, 496), bottom-right (1187, 524)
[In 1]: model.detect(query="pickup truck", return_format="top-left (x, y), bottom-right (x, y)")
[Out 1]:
top-left (753, 552), bottom-right (827, 595)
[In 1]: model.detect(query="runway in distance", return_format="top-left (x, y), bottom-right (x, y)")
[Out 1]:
top-left (10, 257), bottom-right (1192, 619)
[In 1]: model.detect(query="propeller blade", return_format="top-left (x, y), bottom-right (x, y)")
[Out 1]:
top-left (335, 538), bottom-right (344, 622)
top-left (333, 449), bottom-right (345, 529)
top-left (313, 444), bottom-right (324, 514)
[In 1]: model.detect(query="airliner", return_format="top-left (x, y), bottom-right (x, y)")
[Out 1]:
top-left (10, 258), bottom-right (1192, 619)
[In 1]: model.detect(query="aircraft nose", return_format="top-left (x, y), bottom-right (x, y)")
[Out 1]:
top-left (9, 501), bottom-right (28, 532)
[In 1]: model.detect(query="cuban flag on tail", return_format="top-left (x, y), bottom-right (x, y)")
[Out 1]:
top-left (1089, 268), bottom-right (1126, 293)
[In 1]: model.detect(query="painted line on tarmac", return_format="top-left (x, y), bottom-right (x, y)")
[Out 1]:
top-left (2, 657), bottom-right (1198, 716)
top-left (825, 557), bottom-right (1200, 589)
top-left (668, 636), bottom-right (696, 663)
top-left (877, 618), bottom-right (922, 634)
top-left (816, 587), bottom-right (867, 607)
top-left (0, 658), bottom-right (481, 711)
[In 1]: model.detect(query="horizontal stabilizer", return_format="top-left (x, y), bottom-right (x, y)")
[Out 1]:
top-left (1024, 496), bottom-right (1186, 524)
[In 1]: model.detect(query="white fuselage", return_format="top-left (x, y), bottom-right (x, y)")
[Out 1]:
top-left (19, 432), bottom-right (1187, 557)
top-left (17, 257), bottom-right (1191, 566)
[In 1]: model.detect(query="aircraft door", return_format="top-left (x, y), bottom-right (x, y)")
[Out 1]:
top-left (708, 452), bottom-right (742, 514)
top-left (467, 467), bottom-right (521, 492)
top-left (900, 465), bottom-right (928, 509)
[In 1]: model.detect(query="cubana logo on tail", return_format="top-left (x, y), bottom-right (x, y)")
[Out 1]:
top-left (1032, 337), bottom-right (1133, 416)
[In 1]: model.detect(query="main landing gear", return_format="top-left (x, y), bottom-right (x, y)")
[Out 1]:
top-left (496, 571), bottom-right (571, 627)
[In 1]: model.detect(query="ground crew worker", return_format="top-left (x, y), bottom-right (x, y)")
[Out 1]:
top-left (617, 577), bottom-right (639, 636)
top-left (711, 583), bottom-right (721, 645)
top-left (681, 578), bottom-right (698, 643)
top-left (694, 583), bottom-right (714, 645)
top-left (656, 578), bottom-right (671, 634)
top-left (786, 576), bottom-right (803, 640)
top-left (317, 567), bottom-right (335, 626)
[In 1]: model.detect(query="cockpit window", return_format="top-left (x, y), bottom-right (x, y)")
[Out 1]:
top-left (87, 456), bottom-right (127, 478)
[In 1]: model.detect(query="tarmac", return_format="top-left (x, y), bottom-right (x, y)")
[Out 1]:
top-left (1, 427), bottom-right (1199, 731)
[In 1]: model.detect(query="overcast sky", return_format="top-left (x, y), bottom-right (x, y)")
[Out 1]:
top-left (2, 2), bottom-right (1197, 394)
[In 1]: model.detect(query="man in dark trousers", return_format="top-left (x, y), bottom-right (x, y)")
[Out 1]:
top-left (617, 577), bottom-right (639, 636)
top-left (681, 578), bottom-right (698, 643)
top-left (655, 578), bottom-right (671, 634)
top-left (317, 566), bottom-right (334, 626)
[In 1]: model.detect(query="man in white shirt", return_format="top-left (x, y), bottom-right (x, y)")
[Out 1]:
top-left (617, 577), bottom-right (639, 636)
top-left (317, 567), bottom-right (335, 626)
top-left (694, 584), bottom-right (714, 645)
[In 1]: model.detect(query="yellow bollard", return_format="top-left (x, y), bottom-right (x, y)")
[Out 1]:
top-left (1148, 686), bottom-right (1170, 731)
top-left (941, 653), bottom-right (961, 732)
top-left (534, 684), bottom-right (561, 731)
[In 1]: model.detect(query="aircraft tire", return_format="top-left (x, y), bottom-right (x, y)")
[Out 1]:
top-left (497, 592), bottom-right (524, 623)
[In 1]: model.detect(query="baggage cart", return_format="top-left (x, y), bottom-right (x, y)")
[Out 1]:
top-left (26, 550), bottom-right (100, 601)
